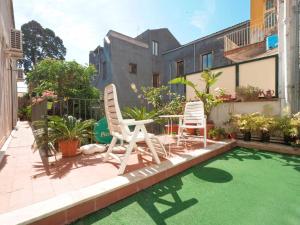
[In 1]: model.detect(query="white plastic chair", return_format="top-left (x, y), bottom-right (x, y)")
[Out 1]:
top-left (177, 101), bottom-right (207, 147)
top-left (103, 84), bottom-right (166, 174)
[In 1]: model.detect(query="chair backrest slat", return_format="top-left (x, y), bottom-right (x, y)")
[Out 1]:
top-left (183, 101), bottom-right (205, 126)
top-left (104, 84), bottom-right (124, 135)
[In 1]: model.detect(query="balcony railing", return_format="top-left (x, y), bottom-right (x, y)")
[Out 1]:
top-left (224, 10), bottom-right (277, 52)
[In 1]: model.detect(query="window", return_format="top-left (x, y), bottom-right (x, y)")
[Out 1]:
top-left (266, 0), bottom-right (275, 11)
top-left (102, 62), bottom-right (107, 80)
top-left (202, 52), bottom-right (212, 70)
top-left (264, 11), bottom-right (276, 28)
top-left (17, 69), bottom-right (23, 80)
top-left (152, 73), bottom-right (160, 87)
top-left (152, 41), bottom-right (159, 56)
top-left (129, 63), bottom-right (137, 74)
top-left (176, 60), bottom-right (184, 77)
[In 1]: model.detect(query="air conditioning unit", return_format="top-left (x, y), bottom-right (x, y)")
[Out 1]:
top-left (5, 29), bottom-right (23, 58)
top-left (10, 29), bottom-right (22, 51)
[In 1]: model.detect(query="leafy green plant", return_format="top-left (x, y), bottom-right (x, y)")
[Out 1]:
top-left (140, 86), bottom-right (169, 111)
top-left (139, 86), bottom-right (185, 116)
top-left (123, 107), bottom-right (157, 120)
top-left (18, 106), bottom-right (32, 121)
top-left (274, 116), bottom-right (292, 136)
top-left (48, 115), bottom-right (95, 142)
top-left (236, 85), bottom-right (261, 101)
top-left (229, 113), bottom-right (258, 133)
top-left (252, 114), bottom-right (275, 134)
top-left (290, 112), bottom-right (300, 138)
top-left (26, 59), bottom-right (100, 99)
top-left (208, 127), bottom-right (227, 140)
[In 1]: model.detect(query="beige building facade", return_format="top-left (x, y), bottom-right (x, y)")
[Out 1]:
top-left (0, 0), bottom-right (21, 148)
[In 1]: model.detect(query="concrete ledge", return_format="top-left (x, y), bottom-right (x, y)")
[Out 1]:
top-left (236, 140), bottom-right (300, 156)
top-left (0, 140), bottom-right (236, 225)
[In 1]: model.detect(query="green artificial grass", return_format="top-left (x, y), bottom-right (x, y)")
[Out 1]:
top-left (73, 147), bottom-right (300, 225)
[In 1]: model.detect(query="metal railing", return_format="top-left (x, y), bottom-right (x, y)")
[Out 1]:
top-left (49, 98), bottom-right (105, 121)
top-left (224, 9), bottom-right (277, 52)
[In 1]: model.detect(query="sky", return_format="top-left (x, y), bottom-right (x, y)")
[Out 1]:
top-left (14, 0), bottom-right (250, 65)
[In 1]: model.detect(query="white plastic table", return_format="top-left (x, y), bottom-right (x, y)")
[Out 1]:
top-left (159, 115), bottom-right (183, 154)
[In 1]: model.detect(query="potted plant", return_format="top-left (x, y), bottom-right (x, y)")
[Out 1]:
top-left (236, 85), bottom-right (261, 101)
top-left (208, 127), bottom-right (227, 141)
top-left (47, 115), bottom-right (95, 157)
top-left (290, 112), bottom-right (300, 147)
top-left (230, 113), bottom-right (257, 141)
top-left (215, 88), bottom-right (232, 102)
top-left (224, 113), bottom-right (239, 139)
top-left (41, 90), bottom-right (57, 110)
top-left (274, 116), bottom-right (293, 145)
top-left (253, 114), bottom-right (275, 142)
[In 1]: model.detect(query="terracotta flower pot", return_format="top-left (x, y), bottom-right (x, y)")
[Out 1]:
top-left (164, 124), bottom-right (179, 134)
top-left (197, 122), bottom-right (214, 137)
top-left (184, 123), bottom-right (195, 135)
top-left (58, 139), bottom-right (80, 157)
top-left (228, 132), bottom-right (237, 139)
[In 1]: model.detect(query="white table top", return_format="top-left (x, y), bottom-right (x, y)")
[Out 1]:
top-left (159, 115), bottom-right (183, 118)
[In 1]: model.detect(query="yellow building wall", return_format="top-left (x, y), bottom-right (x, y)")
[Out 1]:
top-left (250, 0), bottom-right (265, 26)
top-left (250, 0), bottom-right (265, 27)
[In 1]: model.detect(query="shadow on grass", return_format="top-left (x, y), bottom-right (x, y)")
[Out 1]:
top-left (193, 167), bottom-right (233, 183)
top-left (221, 147), bottom-right (300, 172)
top-left (72, 161), bottom-right (234, 225)
top-left (221, 148), bottom-right (271, 161)
top-left (73, 172), bottom-right (201, 225)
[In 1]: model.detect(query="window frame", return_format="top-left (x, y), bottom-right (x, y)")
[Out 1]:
top-left (152, 73), bottom-right (160, 87)
top-left (201, 52), bottom-right (213, 70)
top-left (265, 0), bottom-right (275, 11)
top-left (176, 60), bottom-right (184, 77)
top-left (129, 63), bottom-right (137, 74)
top-left (152, 40), bottom-right (159, 56)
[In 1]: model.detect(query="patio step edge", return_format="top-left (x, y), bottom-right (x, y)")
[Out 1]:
top-left (0, 140), bottom-right (236, 225)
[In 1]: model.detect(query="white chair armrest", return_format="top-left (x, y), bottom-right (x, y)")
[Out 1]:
top-left (123, 119), bottom-right (135, 123)
top-left (122, 119), bottom-right (153, 125)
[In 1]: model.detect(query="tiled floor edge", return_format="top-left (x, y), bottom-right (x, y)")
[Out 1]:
top-left (0, 127), bottom-right (17, 164)
top-left (0, 141), bottom-right (236, 225)
top-left (236, 140), bottom-right (300, 156)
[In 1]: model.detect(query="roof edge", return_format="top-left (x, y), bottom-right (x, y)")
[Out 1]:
top-left (107, 30), bottom-right (148, 48)
top-left (163, 20), bottom-right (250, 55)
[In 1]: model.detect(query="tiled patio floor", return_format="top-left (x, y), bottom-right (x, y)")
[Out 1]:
top-left (0, 121), bottom-right (214, 214)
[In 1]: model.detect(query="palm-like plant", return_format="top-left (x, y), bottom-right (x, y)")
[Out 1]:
top-left (123, 107), bottom-right (157, 120)
top-left (47, 115), bottom-right (95, 143)
top-left (201, 69), bottom-right (222, 94)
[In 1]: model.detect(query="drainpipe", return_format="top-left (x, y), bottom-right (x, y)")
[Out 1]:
top-left (169, 63), bottom-right (172, 100)
top-left (278, 0), bottom-right (291, 115)
top-left (193, 43), bottom-right (196, 72)
top-left (295, 1), bottom-right (300, 112)
top-left (9, 59), bottom-right (14, 129)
